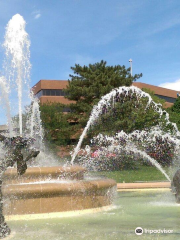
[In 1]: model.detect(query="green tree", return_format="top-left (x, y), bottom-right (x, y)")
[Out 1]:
top-left (171, 96), bottom-right (180, 113)
top-left (142, 88), bottom-right (177, 133)
top-left (87, 88), bottom-right (168, 138)
top-left (142, 88), bottom-right (165, 106)
top-left (165, 96), bottom-right (180, 131)
top-left (65, 60), bottom-right (142, 134)
top-left (40, 102), bottom-right (73, 145)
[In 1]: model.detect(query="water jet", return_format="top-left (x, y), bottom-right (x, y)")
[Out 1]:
top-left (0, 14), bottom-right (117, 238)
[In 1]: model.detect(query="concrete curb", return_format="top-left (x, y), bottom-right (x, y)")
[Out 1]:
top-left (117, 182), bottom-right (171, 189)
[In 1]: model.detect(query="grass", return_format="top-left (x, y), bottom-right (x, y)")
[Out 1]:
top-left (90, 165), bottom-right (170, 183)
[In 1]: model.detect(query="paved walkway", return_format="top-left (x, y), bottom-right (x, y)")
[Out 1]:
top-left (117, 182), bottom-right (171, 189)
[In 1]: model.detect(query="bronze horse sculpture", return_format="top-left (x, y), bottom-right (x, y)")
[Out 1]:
top-left (172, 169), bottom-right (180, 204)
top-left (0, 134), bottom-right (40, 238)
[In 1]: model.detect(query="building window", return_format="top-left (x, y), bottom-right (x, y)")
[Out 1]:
top-left (35, 89), bottom-right (66, 97)
top-left (155, 94), bottom-right (176, 103)
top-left (36, 90), bottom-right (43, 98)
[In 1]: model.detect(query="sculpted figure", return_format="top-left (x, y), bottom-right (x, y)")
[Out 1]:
top-left (0, 134), bottom-right (40, 238)
top-left (172, 169), bottom-right (180, 203)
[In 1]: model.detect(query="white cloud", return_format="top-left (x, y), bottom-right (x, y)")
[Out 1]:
top-left (159, 79), bottom-right (180, 91)
top-left (32, 10), bottom-right (41, 20)
top-left (34, 13), bottom-right (41, 19)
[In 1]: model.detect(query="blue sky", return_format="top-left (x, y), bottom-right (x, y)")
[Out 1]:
top-left (0, 0), bottom-right (180, 123)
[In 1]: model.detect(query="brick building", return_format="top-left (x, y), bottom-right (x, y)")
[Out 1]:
top-left (32, 80), bottom-right (72, 105)
top-left (32, 80), bottom-right (179, 108)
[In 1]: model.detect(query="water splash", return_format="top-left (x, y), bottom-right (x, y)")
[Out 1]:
top-left (30, 95), bottom-right (44, 141)
top-left (0, 76), bottom-right (13, 136)
top-left (93, 129), bottom-right (180, 154)
top-left (71, 86), bottom-right (180, 164)
top-left (77, 129), bottom-right (175, 181)
top-left (88, 141), bottom-right (171, 181)
top-left (122, 144), bottom-right (170, 181)
top-left (3, 14), bottom-right (31, 135)
top-left (0, 14), bottom-right (45, 161)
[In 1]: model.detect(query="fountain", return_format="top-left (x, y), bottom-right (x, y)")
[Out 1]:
top-left (70, 83), bottom-right (180, 204)
top-left (0, 14), bottom-right (116, 239)
top-left (71, 87), bottom-right (180, 170)
top-left (0, 13), bottom-right (180, 239)
top-left (0, 133), bottom-right (40, 238)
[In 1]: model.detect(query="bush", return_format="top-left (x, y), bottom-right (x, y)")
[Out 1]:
top-left (90, 130), bottom-right (177, 168)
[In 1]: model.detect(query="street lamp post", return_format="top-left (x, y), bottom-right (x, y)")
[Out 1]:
top-left (129, 59), bottom-right (132, 76)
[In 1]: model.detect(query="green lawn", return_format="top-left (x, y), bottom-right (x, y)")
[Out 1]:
top-left (90, 166), bottom-right (170, 183)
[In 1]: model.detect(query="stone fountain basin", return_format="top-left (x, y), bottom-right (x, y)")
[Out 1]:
top-left (6, 190), bottom-right (179, 240)
top-left (3, 166), bottom-right (86, 184)
top-left (2, 166), bottom-right (116, 216)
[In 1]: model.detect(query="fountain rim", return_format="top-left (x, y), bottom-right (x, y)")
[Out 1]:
top-left (3, 178), bottom-right (116, 198)
top-left (4, 165), bottom-right (86, 178)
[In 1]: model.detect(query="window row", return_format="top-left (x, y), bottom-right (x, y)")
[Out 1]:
top-left (155, 94), bottom-right (176, 103)
top-left (36, 89), bottom-right (66, 98)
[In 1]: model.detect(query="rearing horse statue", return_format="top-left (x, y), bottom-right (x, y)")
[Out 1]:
top-left (0, 134), bottom-right (40, 238)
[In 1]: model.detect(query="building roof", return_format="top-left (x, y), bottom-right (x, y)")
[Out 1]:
top-left (32, 80), bottom-right (178, 107)
top-left (32, 80), bottom-right (69, 95)
top-left (132, 82), bottom-right (178, 99)
top-left (33, 80), bottom-right (178, 98)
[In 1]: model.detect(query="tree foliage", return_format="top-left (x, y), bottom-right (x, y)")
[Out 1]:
top-left (64, 60), bottom-right (142, 128)
top-left (142, 88), bottom-right (165, 106)
top-left (87, 88), bottom-right (169, 139)
top-left (40, 102), bottom-right (72, 145)
top-left (166, 96), bottom-right (180, 131)
top-left (171, 96), bottom-right (180, 113)
top-left (39, 61), bottom-right (179, 148)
